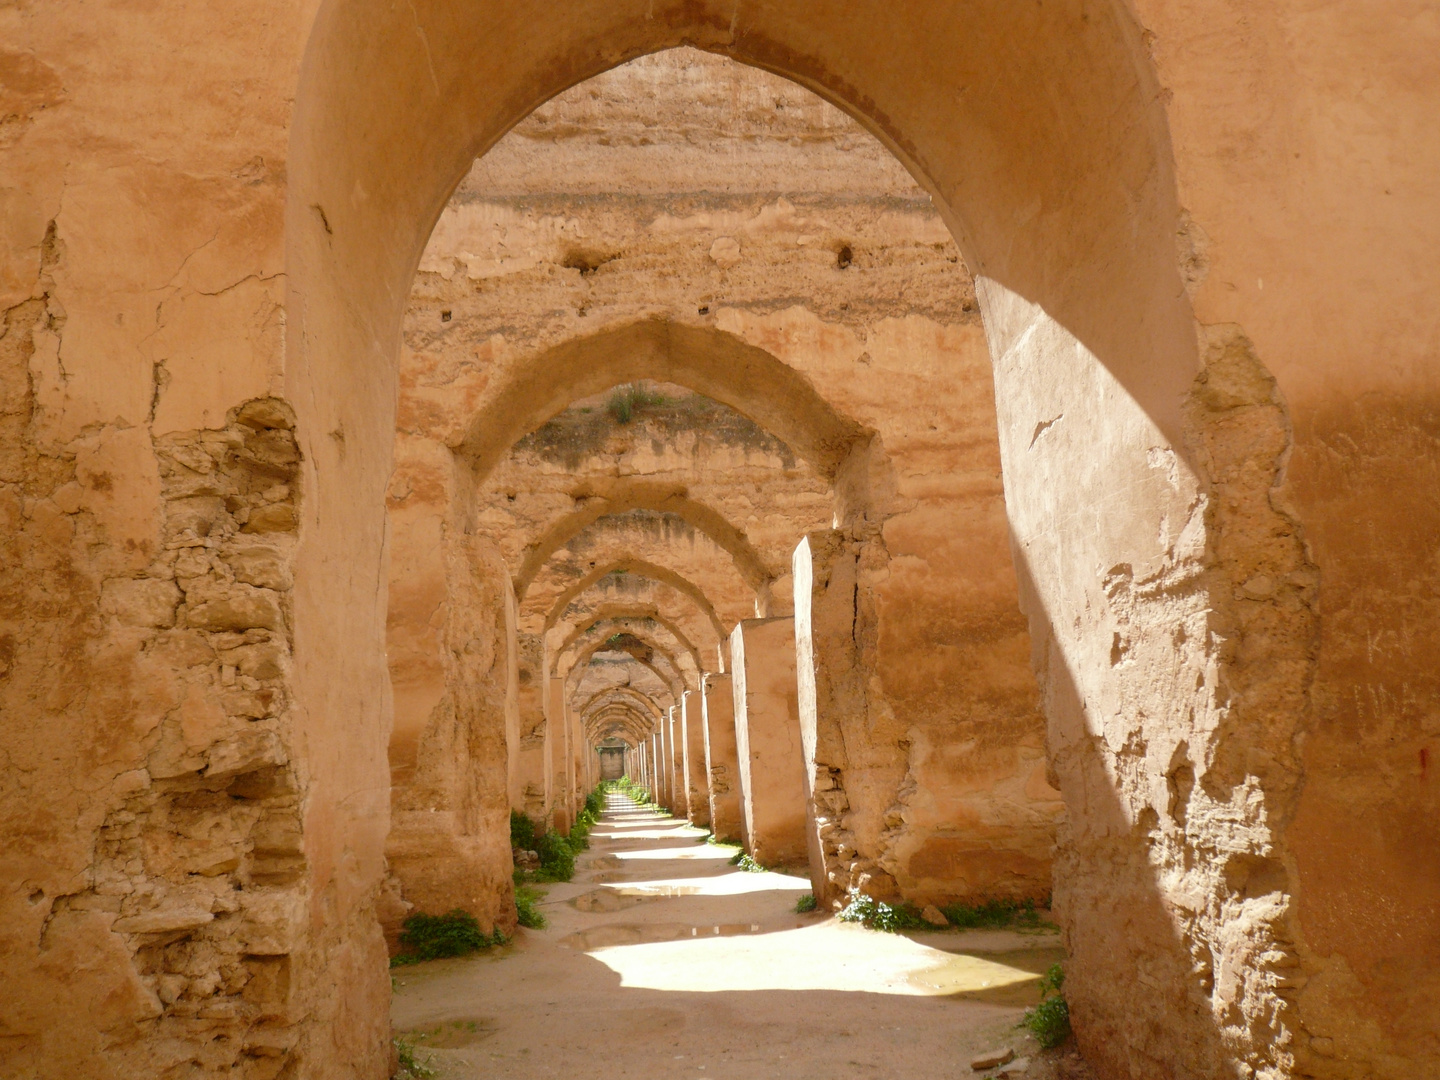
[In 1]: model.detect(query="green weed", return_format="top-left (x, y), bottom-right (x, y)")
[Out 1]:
top-left (534, 830), bottom-right (576, 881)
top-left (728, 852), bottom-right (766, 873)
top-left (509, 809), bottom-right (537, 852)
top-left (610, 776), bottom-right (658, 808)
top-left (389, 910), bottom-right (506, 966)
top-left (795, 893), bottom-right (818, 913)
top-left (569, 808), bottom-right (597, 851)
top-left (836, 888), bottom-right (927, 933)
top-left (939, 896), bottom-right (1050, 931)
top-left (514, 885), bottom-right (546, 929)
top-left (1019, 963), bottom-right (1071, 1048)
top-left (607, 382), bottom-right (667, 424)
top-left (393, 1036), bottom-right (436, 1079)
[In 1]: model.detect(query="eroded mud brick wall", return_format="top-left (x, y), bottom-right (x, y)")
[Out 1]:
top-left (0, 38), bottom-right (390, 1068)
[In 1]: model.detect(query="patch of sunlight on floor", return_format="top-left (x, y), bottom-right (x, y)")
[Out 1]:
top-left (601, 870), bottom-right (811, 897)
top-left (584, 919), bottom-right (1051, 997)
top-left (606, 844), bottom-right (737, 861)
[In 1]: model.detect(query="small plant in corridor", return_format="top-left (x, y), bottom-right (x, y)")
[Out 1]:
top-left (728, 852), bottom-right (766, 873)
top-left (509, 809), bottom-right (537, 851)
top-left (940, 896), bottom-right (1051, 931)
top-left (390, 910), bottom-right (506, 966)
top-left (609, 776), bottom-right (656, 807)
top-left (568, 805), bottom-right (599, 850)
top-left (392, 1036), bottom-right (436, 1079)
top-left (514, 885), bottom-right (547, 929)
top-left (795, 893), bottom-right (818, 913)
top-left (837, 888), bottom-right (927, 932)
top-left (1019, 963), bottom-right (1071, 1048)
top-left (534, 830), bottom-right (576, 881)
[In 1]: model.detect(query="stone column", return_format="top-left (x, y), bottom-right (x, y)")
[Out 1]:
top-left (731, 617), bottom-right (809, 868)
top-left (549, 677), bottom-right (571, 833)
top-left (513, 633), bottom-right (548, 821)
top-left (702, 671), bottom-right (743, 843)
top-left (682, 689), bottom-right (710, 829)
top-left (668, 706), bottom-right (688, 818)
top-left (568, 696), bottom-right (584, 814)
top-left (661, 708), bottom-right (674, 812)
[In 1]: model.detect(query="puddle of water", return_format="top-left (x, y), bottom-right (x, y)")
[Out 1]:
top-left (401, 1017), bottom-right (497, 1048)
top-left (612, 883), bottom-right (703, 898)
top-left (559, 922), bottom-right (764, 951)
top-left (571, 889), bottom-right (648, 913)
top-left (907, 946), bottom-right (1066, 1004)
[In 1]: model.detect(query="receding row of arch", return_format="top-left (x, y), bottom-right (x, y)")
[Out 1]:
top-left (472, 325), bottom-right (863, 790)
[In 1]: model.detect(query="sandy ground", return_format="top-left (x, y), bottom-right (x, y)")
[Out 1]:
top-left (390, 795), bottom-right (1080, 1079)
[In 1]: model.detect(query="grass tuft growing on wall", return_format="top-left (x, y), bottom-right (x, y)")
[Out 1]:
top-left (607, 382), bottom-right (668, 424)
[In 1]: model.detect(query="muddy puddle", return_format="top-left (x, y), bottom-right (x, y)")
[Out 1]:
top-left (906, 946), bottom-right (1067, 1004)
top-left (570, 883), bottom-right (710, 911)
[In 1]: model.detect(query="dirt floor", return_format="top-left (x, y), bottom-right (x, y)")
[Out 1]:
top-left (390, 795), bottom-right (1090, 1079)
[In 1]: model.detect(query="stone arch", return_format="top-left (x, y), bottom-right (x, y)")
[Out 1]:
top-left (587, 715), bottom-right (649, 747)
top-left (583, 700), bottom-right (656, 745)
top-left (579, 685), bottom-right (664, 727)
top-left (519, 512), bottom-right (759, 635)
top-left (570, 651), bottom-right (678, 712)
top-left (557, 620), bottom-right (700, 704)
top-left (559, 625), bottom-right (691, 692)
top-left (553, 610), bottom-right (704, 682)
top-left (515, 488), bottom-right (773, 602)
top-left (457, 320), bottom-right (866, 483)
top-left (581, 695), bottom-right (662, 750)
top-left (548, 571), bottom-right (723, 675)
top-left (544, 560), bottom-right (726, 640)
top-left (284, 8), bottom-right (1287, 1079)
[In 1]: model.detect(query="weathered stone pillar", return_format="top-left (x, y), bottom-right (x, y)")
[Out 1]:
top-left (514, 633), bottom-right (548, 821)
top-left (387, 532), bottom-right (518, 918)
top-left (731, 617), bottom-right (809, 868)
top-left (682, 690), bottom-right (710, 829)
top-left (668, 706), bottom-right (688, 818)
top-left (568, 696), bottom-right (584, 814)
top-left (702, 672), bottom-right (743, 843)
top-left (659, 708), bottom-right (672, 810)
top-left (547, 679), bottom-right (570, 835)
